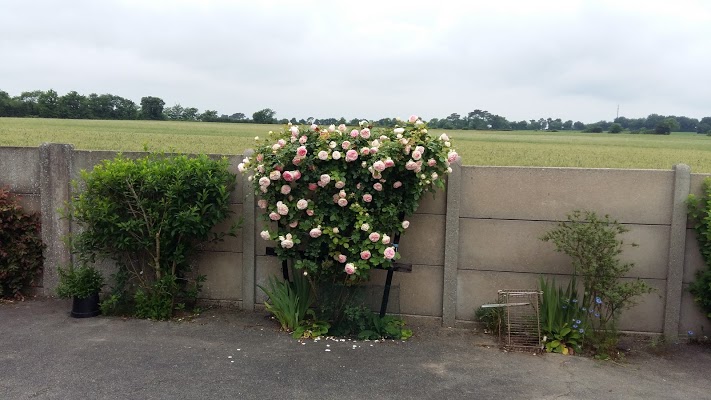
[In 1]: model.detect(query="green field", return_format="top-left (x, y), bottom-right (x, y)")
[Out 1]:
top-left (1, 118), bottom-right (710, 172)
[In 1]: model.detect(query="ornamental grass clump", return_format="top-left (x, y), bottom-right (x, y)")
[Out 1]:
top-left (240, 116), bottom-right (457, 283)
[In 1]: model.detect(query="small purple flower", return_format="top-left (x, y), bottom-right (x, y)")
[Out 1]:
top-left (595, 297), bottom-right (602, 304)
top-left (572, 299), bottom-right (578, 303)
top-left (579, 329), bottom-right (585, 334)
top-left (576, 320), bottom-right (581, 324)
top-left (573, 324), bottom-right (578, 329)
top-left (594, 312), bottom-right (600, 318)
top-left (688, 330), bottom-right (694, 336)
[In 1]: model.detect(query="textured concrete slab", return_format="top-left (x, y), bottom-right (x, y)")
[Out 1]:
top-left (0, 146), bottom-right (40, 193)
top-left (460, 166), bottom-right (674, 224)
top-left (195, 251), bottom-right (243, 301)
top-left (398, 213), bottom-right (445, 266)
top-left (459, 219), bottom-right (669, 279)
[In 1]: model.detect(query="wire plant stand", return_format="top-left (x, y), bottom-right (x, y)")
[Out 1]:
top-left (482, 290), bottom-right (543, 351)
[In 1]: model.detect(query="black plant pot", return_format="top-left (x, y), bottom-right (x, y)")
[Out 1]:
top-left (71, 292), bottom-right (101, 318)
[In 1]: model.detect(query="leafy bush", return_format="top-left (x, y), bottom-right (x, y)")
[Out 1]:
top-left (69, 152), bottom-right (236, 319)
top-left (541, 210), bottom-right (653, 354)
top-left (687, 177), bottom-right (711, 319)
top-left (0, 188), bottom-right (44, 299)
top-left (56, 264), bottom-right (104, 299)
top-left (539, 276), bottom-right (587, 355)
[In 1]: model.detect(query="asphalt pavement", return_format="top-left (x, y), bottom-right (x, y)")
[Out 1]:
top-left (1, 299), bottom-right (710, 400)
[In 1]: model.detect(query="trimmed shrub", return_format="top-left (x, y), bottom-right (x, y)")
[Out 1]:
top-left (69, 152), bottom-right (236, 319)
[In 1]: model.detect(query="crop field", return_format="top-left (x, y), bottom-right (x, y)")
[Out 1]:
top-left (1, 117), bottom-right (711, 172)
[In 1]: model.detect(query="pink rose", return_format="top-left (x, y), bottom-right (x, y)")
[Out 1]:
top-left (405, 160), bottom-right (417, 171)
top-left (369, 232), bottom-right (381, 242)
top-left (269, 212), bottom-right (280, 221)
top-left (373, 183), bottom-right (383, 191)
top-left (370, 147), bottom-right (378, 154)
top-left (328, 124), bottom-right (336, 133)
top-left (335, 180), bottom-right (345, 189)
top-left (360, 147), bottom-right (370, 156)
top-left (320, 174), bottom-right (331, 184)
top-left (269, 170), bottom-right (281, 180)
top-left (360, 128), bottom-right (371, 139)
top-left (280, 185), bottom-right (291, 195)
top-left (360, 250), bottom-right (371, 260)
top-left (350, 129), bottom-right (360, 138)
top-left (256, 153), bottom-right (264, 162)
top-left (337, 198), bottom-right (348, 207)
top-left (384, 158), bottom-right (395, 168)
top-left (344, 263), bottom-right (356, 275)
top-left (293, 170), bottom-right (302, 180)
top-left (297, 199), bottom-right (308, 210)
top-left (306, 209), bottom-right (314, 216)
top-left (308, 183), bottom-right (318, 191)
top-left (299, 135), bottom-right (307, 144)
top-left (362, 193), bottom-right (372, 202)
top-left (296, 146), bottom-right (307, 157)
top-left (393, 181), bottom-right (402, 189)
top-left (276, 201), bottom-right (289, 216)
top-left (283, 171), bottom-right (294, 182)
top-left (448, 151), bottom-right (458, 162)
top-left (257, 199), bottom-right (267, 209)
top-left (428, 158), bottom-right (437, 167)
top-left (292, 157), bottom-right (302, 165)
top-left (412, 150), bottom-right (422, 161)
top-left (277, 139), bottom-right (286, 147)
top-left (310, 124), bottom-right (318, 131)
top-left (338, 254), bottom-right (347, 263)
top-left (318, 150), bottom-right (329, 160)
top-left (373, 160), bottom-right (386, 172)
top-left (345, 150), bottom-right (358, 162)
top-left (290, 126), bottom-right (299, 136)
top-left (339, 190), bottom-right (346, 198)
top-left (382, 234), bottom-right (391, 244)
top-left (341, 141), bottom-right (351, 149)
top-left (258, 177), bottom-right (270, 187)
top-left (289, 220), bottom-right (298, 228)
top-left (309, 228), bottom-right (322, 238)
top-left (384, 246), bottom-right (396, 260)
top-left (409, 115), bottom-right (418, 123)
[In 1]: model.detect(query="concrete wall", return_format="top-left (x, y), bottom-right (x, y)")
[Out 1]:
top-left (2, 144), bottom-right (710, 338)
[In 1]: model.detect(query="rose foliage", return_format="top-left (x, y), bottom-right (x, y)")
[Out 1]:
top-left (240, 116), bottom-right (457, 283)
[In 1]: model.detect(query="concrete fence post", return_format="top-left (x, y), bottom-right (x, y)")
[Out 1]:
top-left (241, 160), bottom-right (256, 311)
top-left (664, 163), bottom-right (691, 340)
top-left (39, 143), bottom-right (74, 296)
top-left (442, 160), bottom-right (462, 327)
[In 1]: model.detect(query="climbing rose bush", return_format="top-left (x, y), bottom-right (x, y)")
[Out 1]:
top-left (240, 116), bottom-right (457, 283)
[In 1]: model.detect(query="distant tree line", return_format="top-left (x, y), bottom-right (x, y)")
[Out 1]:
top-left (1, 89), bottom-right (709, 135)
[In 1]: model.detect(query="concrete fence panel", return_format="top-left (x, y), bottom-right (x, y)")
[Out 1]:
top-left (460, 166), bottom-right (674, 224)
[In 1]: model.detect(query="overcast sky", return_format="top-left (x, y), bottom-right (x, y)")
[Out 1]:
top-left (2, 0), bottom-right (710, 122)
